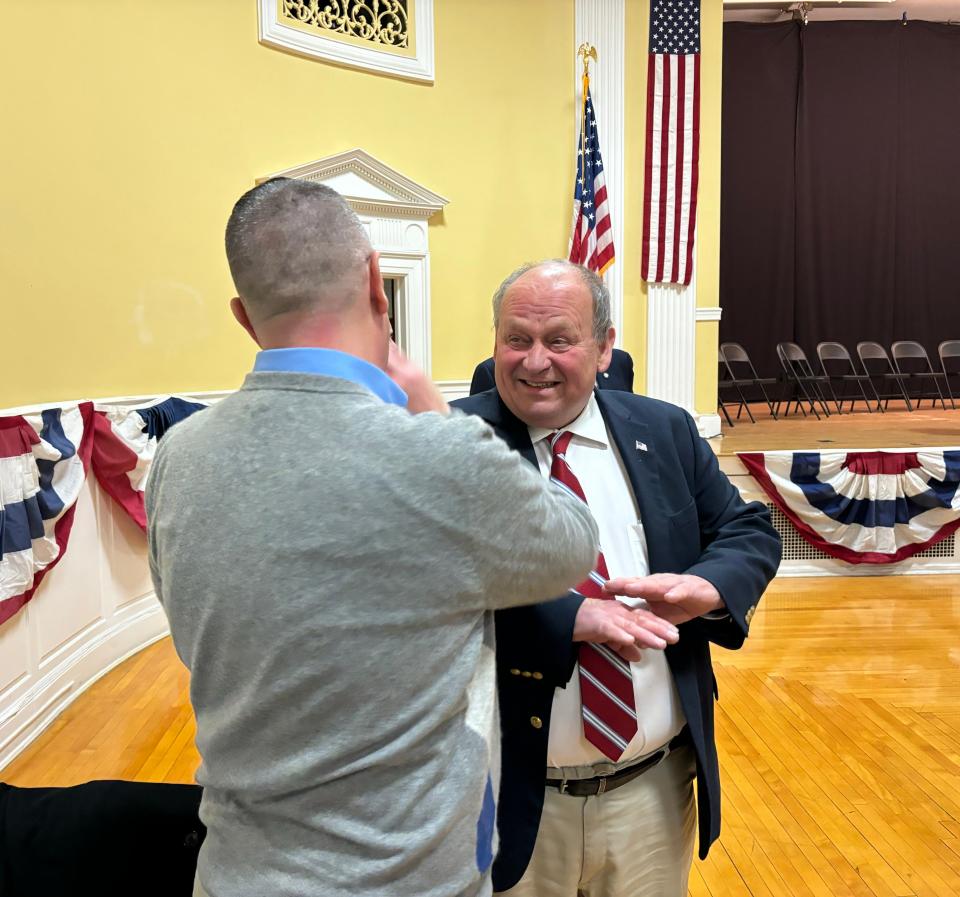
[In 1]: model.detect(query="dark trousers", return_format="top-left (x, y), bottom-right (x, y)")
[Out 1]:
top-left (0, 780), bottom-right (204, 897)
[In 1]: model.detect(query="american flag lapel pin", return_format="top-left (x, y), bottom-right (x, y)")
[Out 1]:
top-left (635, 441), bottom-right (648, 453)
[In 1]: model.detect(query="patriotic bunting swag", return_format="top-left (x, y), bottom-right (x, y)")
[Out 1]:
top-left (92, 397), bottom-right (208, 530)
top-left (739, 450), bottom-right (960, 564)
top-left (0, 403), bottom-right (95, 626)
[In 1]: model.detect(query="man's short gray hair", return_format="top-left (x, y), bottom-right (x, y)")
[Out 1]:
top-left (491, 260), bottom-right (613, 344)
top-left (225, 178), bottom-right (371, 320)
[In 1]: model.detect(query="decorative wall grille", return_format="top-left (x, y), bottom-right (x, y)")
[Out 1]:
top-left (282, 0), bottom-right (409, 48)
top-left (767, 504), bottom-right (957, 562)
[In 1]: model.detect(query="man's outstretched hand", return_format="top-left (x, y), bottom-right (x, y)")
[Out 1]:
top-left (572, 598), bottom-right (680, 662)
top-left (603, 574), bottom-right (725, 626)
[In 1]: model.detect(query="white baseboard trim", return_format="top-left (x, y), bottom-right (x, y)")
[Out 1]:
top-left (777, 558), bottom-right (960, 577)
top-left (437, 380), bottom-right (471, 402)
top-left (0, 595), bottom-right (169, 772)
top-left (696, 413), bottom-right (722, 438)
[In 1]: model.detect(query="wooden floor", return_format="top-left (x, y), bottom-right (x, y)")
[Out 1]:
top-left (5, 575), bottom-right (960, 897)
top-left (715, 403), bottom-right (960, 455)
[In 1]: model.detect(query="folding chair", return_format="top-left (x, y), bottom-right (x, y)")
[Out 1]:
top-left (776, 342), bottom-right (832, 419)
top-left (856, 341), bottom-right (914, 411)
top-left (937, 340), bottom-right (960, 410)
top-left (937, 339), bottom-right (960, 408)
top-left (718, 353), bottom-right (736, 426)
top-left (816, 341), bottom-right (882, 413)
top-left (719, 342), bottom-right (778, 424)
top-left (891, 341), bottom-right (949, 410)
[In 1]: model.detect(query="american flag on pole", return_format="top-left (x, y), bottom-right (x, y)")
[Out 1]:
top-left (569, 76), bottom-right (615, 275)
top-left (642, 0), bottom-right (701, 286)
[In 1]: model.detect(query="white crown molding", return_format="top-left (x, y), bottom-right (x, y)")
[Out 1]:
top-left (261, 148), bottom-right (449, 220)
top-left (258, 0), bottom-right (435, 83)
top-left (695, 306), bottom-right (723, 322)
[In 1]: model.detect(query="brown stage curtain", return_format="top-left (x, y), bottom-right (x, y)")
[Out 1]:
top-left (720, 21), bottom-right (960, 380)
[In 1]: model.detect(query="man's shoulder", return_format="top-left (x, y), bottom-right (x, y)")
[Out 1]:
top-left (451, 388), bottom-right (501, 423)
top-left (597, 390), bottom-right (690, 423)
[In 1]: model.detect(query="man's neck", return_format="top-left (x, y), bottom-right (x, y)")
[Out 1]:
top-left (256, 317), bottom-right (385, 370)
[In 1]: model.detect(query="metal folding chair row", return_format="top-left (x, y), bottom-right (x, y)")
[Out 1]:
top-left (718, 340), bottom-right (960, 425)
top-left (858, 340), bottom-right (957, 411)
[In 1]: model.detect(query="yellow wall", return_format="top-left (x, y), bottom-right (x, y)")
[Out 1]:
top-left (622, 0), bottom-right (650, 389)
top-left (0, 0), bottom-right (575, 408)
top-left (622, 0), bottom-right (722, 414)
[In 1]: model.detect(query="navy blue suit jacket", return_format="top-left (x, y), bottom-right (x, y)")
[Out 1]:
top-left (452, 388), bottom-right (781, 892)
top-left (469, 347), bottom-right (635, 396)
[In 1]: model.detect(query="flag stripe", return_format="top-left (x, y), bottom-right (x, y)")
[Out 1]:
top-left (641, 54), bottom-right (657, 281)
top-left (672, 53), bottom-right (686, 283)
top-left (656, 55), bottom-right (671, 284)
top-left (684, 52), bottom-right (701, 285)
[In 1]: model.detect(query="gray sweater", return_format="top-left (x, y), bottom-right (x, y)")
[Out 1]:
top-left (146, 372), bottom-right (597, 897)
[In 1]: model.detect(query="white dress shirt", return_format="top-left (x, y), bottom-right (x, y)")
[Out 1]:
top-left (529, 394), bottom-right (685, 770)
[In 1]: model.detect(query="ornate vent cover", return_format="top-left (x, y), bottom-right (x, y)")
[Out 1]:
top-left (259, 0), bottom-right (434, 82)
top-left (282, 1), bottom-right (409, 49)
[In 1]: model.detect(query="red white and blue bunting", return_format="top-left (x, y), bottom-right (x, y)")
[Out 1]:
top-left (739, 449), bottom-right (960, 564)
top-left (0, 403), bottom-right (95, 625)
top-left (92, 397), bottom-right (208, 530)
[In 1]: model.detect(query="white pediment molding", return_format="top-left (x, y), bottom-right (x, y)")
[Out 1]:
top-left (260, 149), bottom-right (448, 220)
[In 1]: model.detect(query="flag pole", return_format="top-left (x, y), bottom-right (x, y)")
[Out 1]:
top-left (576, 43), bottom-right (597, 167)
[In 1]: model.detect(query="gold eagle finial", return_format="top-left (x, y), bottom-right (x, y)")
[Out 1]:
top-left (577, 43), bottom-right (598, 76)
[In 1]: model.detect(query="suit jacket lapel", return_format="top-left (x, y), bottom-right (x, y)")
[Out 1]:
top-left (595, 392), bottom-right (667, 569)
top-left (478, 392), bottom-right (538, 469)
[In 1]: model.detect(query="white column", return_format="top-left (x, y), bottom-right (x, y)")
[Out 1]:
top-left (646, 274), bottom-right (697, 413)
top-left (645, 247), bottom-right (722, 436)
top-left (575, 0), bottom-right (625, 340)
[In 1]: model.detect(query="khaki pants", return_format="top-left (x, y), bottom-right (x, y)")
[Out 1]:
top-left (496, 746), bottom-right (697, 897)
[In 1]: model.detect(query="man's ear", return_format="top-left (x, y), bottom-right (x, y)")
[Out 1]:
top-left (597, 326), bottom-right (616, 372)
top-left (368, 252), bottom-right (389, 318)
top-left (230, 297), bottom-right (261, 346)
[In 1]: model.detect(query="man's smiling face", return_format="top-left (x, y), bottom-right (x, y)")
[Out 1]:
top-left (494, 264), bottom-right (614, 430)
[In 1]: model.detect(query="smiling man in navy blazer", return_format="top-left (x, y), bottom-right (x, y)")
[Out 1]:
top-left (452, 260), bottom-right (780, 897)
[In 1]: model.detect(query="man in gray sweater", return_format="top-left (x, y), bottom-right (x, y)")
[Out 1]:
top-left (147, 179), bottom-right (648, 897)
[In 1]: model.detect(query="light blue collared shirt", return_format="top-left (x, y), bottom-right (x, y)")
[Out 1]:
top-left (252, 348), bottom-right (408, 407)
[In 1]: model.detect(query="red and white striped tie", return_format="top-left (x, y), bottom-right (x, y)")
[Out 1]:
top-left (550, 430), bottom-right (638, 761)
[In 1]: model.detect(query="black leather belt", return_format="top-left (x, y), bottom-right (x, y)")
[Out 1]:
top-left (545, 729), bottom-right (690, 797)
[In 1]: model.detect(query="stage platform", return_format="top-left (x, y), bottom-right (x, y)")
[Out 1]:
top-left (712, 404), bottom-right (959, 455)
top-left (708, 404), bottom-right (960, 577)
